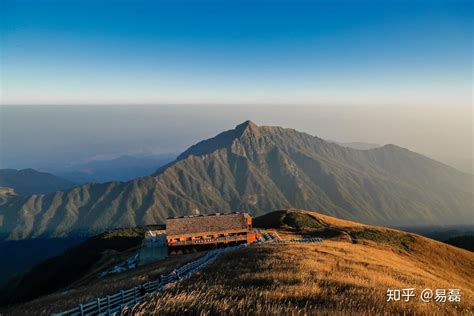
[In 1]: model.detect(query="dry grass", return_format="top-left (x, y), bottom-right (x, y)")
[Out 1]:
top-left (129, 215), bottom-right (474, 315)
top-left (5, 210), bottom-right (474, 315)
top-left (2, 252), bottom-right (204, 315)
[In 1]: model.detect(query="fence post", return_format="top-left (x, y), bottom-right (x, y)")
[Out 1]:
top-left (53, 245), bottom-right (236, 316)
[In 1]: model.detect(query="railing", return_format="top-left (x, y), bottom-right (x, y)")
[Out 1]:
top-left (273, 237), bottom-right (323, 243)
top-left (52, 245), bottom-right (246, 316)
top-left (51, 238), bottom-right (323, 316)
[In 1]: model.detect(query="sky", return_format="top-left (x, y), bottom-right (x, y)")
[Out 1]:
top-left (0, 1), bottom-right (472, 173)
top-left (1, 0), bottom-right (472, 106)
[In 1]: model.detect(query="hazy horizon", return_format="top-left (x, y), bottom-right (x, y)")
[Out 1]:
top-left (1, 104), bottom-right (472, 174)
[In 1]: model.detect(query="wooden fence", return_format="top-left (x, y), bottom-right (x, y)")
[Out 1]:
top-left (51, 245), bottom-right (245, 316)
top-left (51, 238), bottom-right (322, 316)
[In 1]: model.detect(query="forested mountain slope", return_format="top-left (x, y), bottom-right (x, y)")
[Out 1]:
top-left (1, 121), bottom-right (471, 240)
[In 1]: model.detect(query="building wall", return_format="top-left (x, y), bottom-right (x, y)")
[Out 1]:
top-left (138, 232), bottom-right (168, 265)
top-left (138, 246), bottom-right (168, 265)
top-left (167, 229), bottom-right (250, 244)
top-left (246, 232), bottom-right (257, 243)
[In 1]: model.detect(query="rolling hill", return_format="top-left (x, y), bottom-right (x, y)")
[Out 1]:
top-left (4, 210), bottom-right (473, 315)
top-left (129, 210), bottom-right (474, 315)
top-left (0, 121), bottom-right (472, 240)
top-left (0, 169), bottom-right (77, 195)
top-left (0, 227), bottom-right (146, 306)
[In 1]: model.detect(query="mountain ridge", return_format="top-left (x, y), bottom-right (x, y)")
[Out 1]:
top-left (0, 168), bottom-right (77, 195)
top-left (0, 121), bottom-right (471, 240)
top-left (46, 153), bottom-right (176, 184)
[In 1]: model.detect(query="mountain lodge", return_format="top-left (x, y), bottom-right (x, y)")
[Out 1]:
top-left (138, 212), bottom-right (258, 263)
top-left (166, 212), bottom-right (257, 254)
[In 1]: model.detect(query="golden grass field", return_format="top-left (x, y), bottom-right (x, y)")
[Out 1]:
top-left (129, 210), bottom-right (474, 315)
top-left (3, 210), bottom-right (472, 315)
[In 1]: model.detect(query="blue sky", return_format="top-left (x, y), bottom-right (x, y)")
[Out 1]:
top-left (1, 0), bottom-right (472, 105)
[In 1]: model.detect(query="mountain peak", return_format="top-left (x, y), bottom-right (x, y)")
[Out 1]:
top-left (175, 120), bottom-right (261, 161)
top-left (234, 120), bottom-right (260, 138)
top-left (235, 120), bottom-right (258, 130)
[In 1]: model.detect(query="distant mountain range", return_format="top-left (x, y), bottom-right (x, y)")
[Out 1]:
top-left (45, 153), bottom-right (176, 184)
top-left (0, 121), bottom-right (472, 240)
top-left (0, 169), bottom-right (77, 195)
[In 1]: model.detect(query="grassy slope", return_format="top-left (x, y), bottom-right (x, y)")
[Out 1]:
top-left (131, 210), bottom-right (474, 315)
top-left (0, 227), bottom-right (148, 306)
top-left (2, 252), bottom-right (204, 316)
top-left (0, 237), bottom-right (84, 288)
top-left (1, 224), bottom-right (207, 315)
top-left (4, 210), bottom-right (473, 315)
